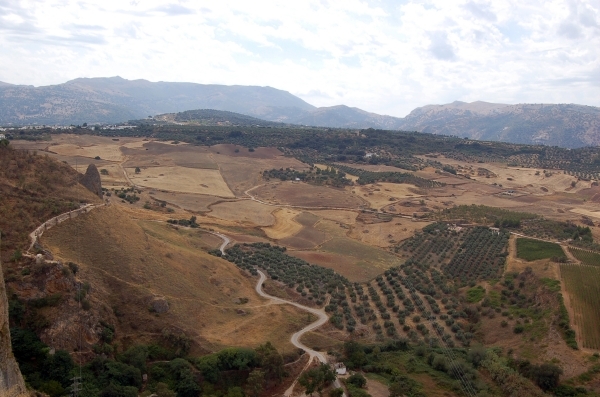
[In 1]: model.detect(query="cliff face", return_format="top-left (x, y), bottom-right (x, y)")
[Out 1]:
top-left (0, 265), bottom-right (29, 397)
top-left (78, 164), bottom-right (103, 199)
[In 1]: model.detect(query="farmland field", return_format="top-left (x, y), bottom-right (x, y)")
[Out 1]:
top-left (261, 208), bottom-right (303, 239)
top-left (252, 181), bottom-right (366, 208)
top-left (569, 247), bottom-right (600, 266)
top-left (126, 166), bottom-right (235, 197)
top-left (209, 200), bottom-right (275, 226)
top-left (516, 238), bottom-right (566, 261)
top-left (560, 265), bottom-right (600, 350)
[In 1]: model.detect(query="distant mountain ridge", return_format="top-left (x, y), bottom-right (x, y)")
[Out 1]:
top-left (398, 101), bottom-right (600, 148)
top-left (0, 76), bottom-right (315, 125)
top-left (1, 77), bottom-right (599, 148)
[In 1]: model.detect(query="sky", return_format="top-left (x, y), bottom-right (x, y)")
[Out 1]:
top-left (0, 0), bottom-right (599, 117)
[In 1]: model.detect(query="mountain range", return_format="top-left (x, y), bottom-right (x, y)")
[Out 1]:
top-left (1, 76), bottom-right (599, 148)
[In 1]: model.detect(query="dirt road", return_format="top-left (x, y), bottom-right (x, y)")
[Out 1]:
top-left (254, 270), bottom-right (344, 396)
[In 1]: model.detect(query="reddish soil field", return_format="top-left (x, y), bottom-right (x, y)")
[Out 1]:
top-left (280, 226), bottom-right (329, 249)
top-left (208, 144), bottom-right (282, 159)
top-left (288, 251), bottom-right (369, 281)
top-left (253, 182), bottom-right (366, 208)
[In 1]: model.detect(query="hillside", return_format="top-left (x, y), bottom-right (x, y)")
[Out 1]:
top-left (0, 77), bottom-right (315, 125)
top-left (0, 144), bottom-right (102, 252)
top-left (0, 143), bottom-right (100, 397)
top-left (150, 109), bottom-right (289, 127)
top-left (291, 105), bottom-right (404, 129)
top-left (399, 101), bottom-right (600, 148)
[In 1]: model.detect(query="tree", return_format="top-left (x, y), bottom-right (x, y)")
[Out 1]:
top-left (154, 383), bottom-right (176, 397)
top-left (256, 342), bottom-right (285, 384)
top-left (531, 363), bottom-right (562, 391)
top-left (299, 364), bottom-right (336, 396)
top-left (135, 167), bottom-right (141, 174)
top-left (246, 369), bottom-right (265, 397)
top-left (347, 373), bottom-right (366, 388)
top-left (329, 388), bottom-right (344, 397)
top-left (389, 375), bottom-right (422, 397)
top-left (225, 387), bottom-right (244, 397)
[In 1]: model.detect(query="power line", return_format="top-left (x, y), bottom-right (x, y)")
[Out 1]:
top-left (70, 158), bottom-right (83, 397)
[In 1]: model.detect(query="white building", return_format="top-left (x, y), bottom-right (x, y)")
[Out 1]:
top-left (0, 134), bottom-right (6, 140)
top-left (334, 363), bottom-right (347, 375)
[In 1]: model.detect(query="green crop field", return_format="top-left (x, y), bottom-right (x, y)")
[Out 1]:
top-left (569, 247), bottom-right (600, 267)
top-left (516, 238), bottom-right (565, 261)
top-left (560, 265), bottom-right (600, 350)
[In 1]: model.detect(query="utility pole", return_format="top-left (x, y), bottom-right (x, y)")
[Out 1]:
top-left (70, 376), bottom-right (82, 397)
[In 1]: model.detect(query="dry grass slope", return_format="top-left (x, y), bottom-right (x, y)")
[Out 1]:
top-left (42, 205), bottom-right (308, 352)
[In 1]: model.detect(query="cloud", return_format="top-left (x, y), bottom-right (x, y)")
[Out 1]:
top-left (428, 32), bottom-right (456, 61)
top-left (464, 1), bottom-right (496, 21)
top-left (0, 0), bottom-right (597, 117)
top-left (154, 3), bottom-right (195, 16)
top-left (558, 21), bottom-right (582, 39)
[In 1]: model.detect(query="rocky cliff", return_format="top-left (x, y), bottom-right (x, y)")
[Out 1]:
top-left (78, 164), bottom-right (103, 199)
top-left (0, 265), bottom-right (29, 397)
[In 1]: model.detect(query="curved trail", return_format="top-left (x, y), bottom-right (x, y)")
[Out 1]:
top-left (255, 270), bottom-right (344, 396)
top-left (214, 238), bottom-right (343, 396)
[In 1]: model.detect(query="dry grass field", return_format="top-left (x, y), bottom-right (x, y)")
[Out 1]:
top-left (280, 225), bottom-right (329, 249)
top-left (49, 143), bottom-right (124, 162)
top-left (314, 219), bottom-right (350, 238)
top-left (349, 220), bottom-right (432, 247)
top-left (319, 237), bottom-right (401, 280)
top-left (425, 155), bottom-right (591, 195)
top-left (354, 182), bottom-right (423, 209)
top-left (148, 191), bottom-right (222, 212)
top-left (97, 163), bottom-right (130, 187)
top-left (309, 209), bottom-right (358, 224)
top-left (289, 250), bottom-right (375, 282)
top-left (262, 208), bottom-right (303, 239)
top-left (126, 166), bottom-right (235, 197)
top-left (209, 200), bottom-right (275, 226)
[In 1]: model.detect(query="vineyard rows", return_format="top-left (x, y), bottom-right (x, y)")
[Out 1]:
top-left (560, 265), bottom-right (600, 350)
top-left (569, 247), bottom-right (600, 267)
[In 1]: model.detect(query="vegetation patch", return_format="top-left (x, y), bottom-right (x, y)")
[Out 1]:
top-left (334, 164), bottom-right (445, 188)
top-left (516, 238), bottom-right (566, 261)
top-left (466, 286), bottom-right (485, 303)
top-left (263, 166), bottom-right (351, 187)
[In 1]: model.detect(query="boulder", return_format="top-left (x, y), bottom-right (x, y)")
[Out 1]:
top-left (151, 297), bottom-right (169, 313)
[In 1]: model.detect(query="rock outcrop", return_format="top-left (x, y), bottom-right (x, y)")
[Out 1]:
top-left (78, 164), bottom-right (103, 198)
top-left (0, 265), bottom-right (29, 397)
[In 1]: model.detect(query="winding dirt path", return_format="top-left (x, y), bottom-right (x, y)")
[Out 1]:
top-left (213, 236), bottom-right (343, 396)
top-left (254, 270), bottom-right (344, 397)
